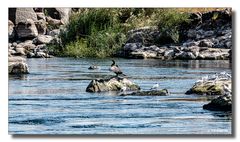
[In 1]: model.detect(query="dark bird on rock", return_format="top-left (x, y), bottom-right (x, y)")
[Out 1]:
top-left (110, 60), bottom-right (126, 76)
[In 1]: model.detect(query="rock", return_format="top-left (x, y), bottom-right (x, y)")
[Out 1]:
top-left (126, 26), bottom-right (159, 46)
top-left (15, 8), bottom-right (38, 24)
top-left (9, 62), bottom-right (29, 74)
top-left (86, 77), bottom-right (140, 92)
top-left (35, 52), bottom-right (50, 58)
top-left (9, 56), bottom-right (26, 62)
top-left (8, 56), bottom-right (29, 74)
top-left (14, 47), bottom-right (26, 56)
top-left (36, 12), bottom-right (46, 21)
top-left (44, 8), bottom-right (71, 24)
top-left (35, 19), bottom-right (47, 35)
top-left (187, 29), bottom-right (197, 39)
top-left (130, 50), bottom-right (158, 59)
top-left (186, 72), bottom-right (231, 95)
top-left (175, 51), bottom-right (196, 60)
top-left (203, 93), bottom-right (232, 111)
top-left (163, 50), bottom-right (174, 59)
top-left (33, 8), bottom-right (44, 13)
top-left (8, 20), bottom-right (15, 39)
top-left (46, 16), bottom-right (62, 26)
top-left (199, 39), bottom-right (214, 47)
top-left (49, 29), bottom-right (60, 37)
top-left (124, 43), bottom-right (143, 52)
top-left (8, 49), bottom-right (16, 55)
top-left (26, 52), bottom-right (35, 58)
top-left (121, 89), bottom-right (170, 96)
top-left (33, 35), bottom-right (54, 45)
top-left (22, 43), bottom-right (36, 51)
top-left (199, 48), bottom-right (230, 60)
top-left (16, 19), bottom-right (38, 39)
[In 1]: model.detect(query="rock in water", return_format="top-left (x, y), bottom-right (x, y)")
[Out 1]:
top-left (185, 72), bottom-right (231, 96)
top-left (203, 93), bottom-right (232, 111)
top-left (86, 77), bottom-right (140, 92)
top-left (8, 57), bottom-right (29, 74)
top-left (120, 89), bottom-right (170, 96)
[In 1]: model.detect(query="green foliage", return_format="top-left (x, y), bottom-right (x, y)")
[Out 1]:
top-left (51, 8), bottom-right (191, 58)
top-left (156, 9), bottom-right (190, 43)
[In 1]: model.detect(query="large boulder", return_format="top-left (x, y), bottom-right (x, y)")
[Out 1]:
top-left (14, 8), bottom-right (38, 24)
top-left (16, 19), bottom-right (38, 39)
top-left (86, 77), bottom-right (140, 92)
top-left (203, 93), bottom-right (232, 111)
top-left (120, 89), bottom-right (170, 96)
top-left (8, 56), bottom-right (29, 74)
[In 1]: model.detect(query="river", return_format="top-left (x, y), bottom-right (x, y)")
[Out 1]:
top-left (8, 58), bottom-right (232, 135)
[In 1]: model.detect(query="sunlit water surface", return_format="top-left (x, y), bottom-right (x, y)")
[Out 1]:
top-left (9, 58), bottom-right (232, 134)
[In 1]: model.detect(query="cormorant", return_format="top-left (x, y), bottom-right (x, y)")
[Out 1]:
top-left (110, 60), bottom-right (125, 76)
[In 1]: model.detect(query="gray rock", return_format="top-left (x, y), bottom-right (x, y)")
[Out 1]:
top-left (86, 77), bottom-right (140, 92)
top-left (187, 29), bottom-right (197, 39)
top-left (16, 19), bottom-right (38, 39)
top-left (8, 56), bottom-right (29, 74)
top-left (35, 19), bottom-right (47, 35)
top-left (33, 35), bottom-right (54, 45)
top-left (26, 52), bottom-right (35, 58)
top-left (46, 16), bottom-right (62, 26)
top-left (36, 12), bottom-right (46, 21)
top-left (8, 56), bottom-right (26, 62)
top-left (121, 89), bottom-right (170, 96)
top-left (204, 30), bottom-right (214, 37)
top-left (8, 20), bottom-right (15, 39)
top-left (199, 39), bottom-right (214, 47)
top-left (163, 50), bottom-right (174, 59)
top-left (203, 93), bottom-right (232, 111)
top-left (49, 29), bottom-right (60, 36)
top-left (124, 43), bottom-right (142, 52)
top-left (15, 8), bottom-right (38, 24)
top-left (126, 26), bottom-right (159, 45)
top-left (14, 47), bottom-right (26, 56)
top-left (175, 51), bottom-right (196, 60)
top-left (35, 52), bottom-right (48, 58)
top-left (44, 8), bottom-right (71, 24)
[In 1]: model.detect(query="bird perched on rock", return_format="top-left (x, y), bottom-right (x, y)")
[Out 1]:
top-left (110, 60), bottom-right (126, 76)
top-left (150, 83), bottom-right (159, 90)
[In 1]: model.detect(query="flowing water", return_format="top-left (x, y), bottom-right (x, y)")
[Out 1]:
top-left (8, 58), bottom-right (232, 135)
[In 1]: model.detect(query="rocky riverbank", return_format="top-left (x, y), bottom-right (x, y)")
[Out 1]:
top-left (118, 9), bottom-right (232, 60)
top-left (8, 8), bottom-right (71, 59)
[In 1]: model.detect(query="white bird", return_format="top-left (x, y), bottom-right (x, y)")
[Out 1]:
top-left (223, 84), bottom-right (231, 93)
top-left (150, 83), bottom-right (159, 90)
top-left (120, 86), bottom-right (127, 92)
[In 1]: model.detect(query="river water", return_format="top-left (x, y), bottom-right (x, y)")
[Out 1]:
top-left (8, 58), bottom-right (232, 135)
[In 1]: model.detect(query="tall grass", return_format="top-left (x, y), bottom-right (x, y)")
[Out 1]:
top-left (51, 8), bottom-right (193, 58)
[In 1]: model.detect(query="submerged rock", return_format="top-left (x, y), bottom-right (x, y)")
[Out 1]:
top-left (203, 93), bottom-right (232, 111)
top-left (86, 77), bottom-right (140, 92)
top-left (120, 89), bottom-right (170, 96)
